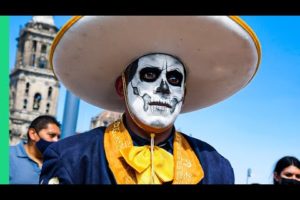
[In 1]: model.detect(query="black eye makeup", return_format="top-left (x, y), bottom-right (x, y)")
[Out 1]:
top-left (167, 70), bottom-right (183, 86)
top-left (140, 67), bottom-right (161, 82)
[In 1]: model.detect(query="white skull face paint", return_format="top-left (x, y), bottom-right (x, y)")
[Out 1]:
top-left (127, 53), bottom-right (185, 129)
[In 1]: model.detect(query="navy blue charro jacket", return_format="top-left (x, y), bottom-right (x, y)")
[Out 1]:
top-left (40, 127), bottom-right (234, 184)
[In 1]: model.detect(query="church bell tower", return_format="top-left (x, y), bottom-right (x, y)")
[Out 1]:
top-left (9, 16), bottom-right (60, 145)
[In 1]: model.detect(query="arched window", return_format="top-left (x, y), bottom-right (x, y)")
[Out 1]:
top-left (32, 41), bottom-right (37, 52)
top-left (103, 121), bottom-right (108, 126)
top-left (38, 57), bottom-right (47, 68)
top-left (46, 103), bottom-right (50, 113)
top-left (25, 82), bottom-right (30, 95)
top-left (23, 99), bottom-right (27, 109)
top-left (48, 87), bottom-right (52, 98)
top-left (30, 54), bottom-right (36, 67)
top-left (33, 93), bottom-right (42, 111)
top-left (41, 44), bottom-right (47, 54)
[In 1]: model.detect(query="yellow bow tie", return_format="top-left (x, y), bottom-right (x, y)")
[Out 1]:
top-left (120, 145), bottom-right (174, 184)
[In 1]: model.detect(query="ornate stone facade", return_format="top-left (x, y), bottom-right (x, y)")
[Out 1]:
top-left (9, 16), bottom-right (60, 145)
top-left (90, 110), bottom-right (122, 129)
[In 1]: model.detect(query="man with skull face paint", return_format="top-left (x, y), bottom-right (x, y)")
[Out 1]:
top-left (40, 16), bottom-right (261, 184)
top-left (125, 53), bottom-right (185, 135)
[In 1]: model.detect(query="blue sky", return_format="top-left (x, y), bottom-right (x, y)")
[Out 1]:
top-left (9, 16), bottom-right (300, 184)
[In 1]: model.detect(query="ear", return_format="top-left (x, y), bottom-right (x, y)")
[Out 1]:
top-left (274, 172), bottom-right (280, 182)
top-left (28, 128), bottom-right (39, 142)
top-left (115, 76), bottom-right (125, 99)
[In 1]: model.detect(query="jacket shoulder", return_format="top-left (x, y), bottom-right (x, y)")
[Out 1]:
top-left (181, 133), bottom-right (219, 153)
top-left (46, 127), bottom-right (106, 156)
top-left (40, 127), bottom-right (107, 184)
top-left (181, 133), bottom-right (235, 184)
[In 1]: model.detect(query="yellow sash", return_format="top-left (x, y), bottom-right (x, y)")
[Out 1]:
top-left (104, 119), bottom-right (204, 184)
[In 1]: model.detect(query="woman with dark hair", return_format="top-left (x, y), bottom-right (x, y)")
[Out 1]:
top-left (273, 156), bottom-right (300, 185)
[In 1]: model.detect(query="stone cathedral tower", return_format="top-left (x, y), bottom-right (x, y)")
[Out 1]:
top-left (9, 16), bottom-right (60, 145)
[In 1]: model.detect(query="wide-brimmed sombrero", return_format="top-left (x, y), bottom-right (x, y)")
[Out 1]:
top-left (51, 16), bottom-right (261, 113)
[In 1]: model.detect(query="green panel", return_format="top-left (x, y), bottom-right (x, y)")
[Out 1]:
top-left (0, 16), bottom-right (9, 184)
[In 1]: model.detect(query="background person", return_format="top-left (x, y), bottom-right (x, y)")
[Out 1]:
top-left (10, 115), bottom-right (61, 184)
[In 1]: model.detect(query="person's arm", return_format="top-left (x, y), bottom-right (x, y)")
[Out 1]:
top-left (40, 146), bottom-right (73, 184)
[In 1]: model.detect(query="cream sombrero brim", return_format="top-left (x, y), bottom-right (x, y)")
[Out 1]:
top-left (51, 16), bottom-right (261, 113)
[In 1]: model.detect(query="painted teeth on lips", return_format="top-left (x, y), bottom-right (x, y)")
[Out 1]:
top-left (148, 101), bottom-right (172, 108)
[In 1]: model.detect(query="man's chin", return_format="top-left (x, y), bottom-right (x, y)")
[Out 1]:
top-left (132, 112), bottom-right (174, 129)
top-left (147, 119), bottom-right (172, 129)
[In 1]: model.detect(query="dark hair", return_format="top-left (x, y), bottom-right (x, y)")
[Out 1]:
top-left (27, 115), bottom-right (61, 142)
top-left (273, 156), bottom-right (300, 184)
top-left (124, 53), bottom-right (187, 83)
